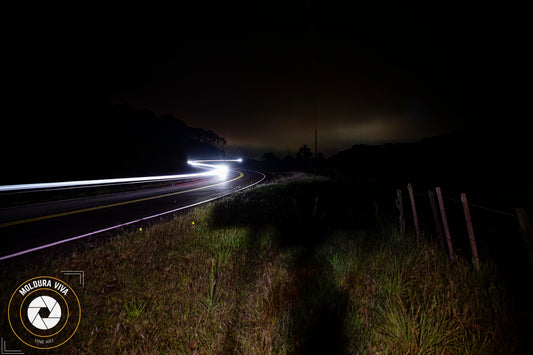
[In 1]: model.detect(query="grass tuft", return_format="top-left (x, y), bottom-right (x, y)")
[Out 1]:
top-left (1, 176), bottom-right (530, 353)
top-left (124, 299), bottom-right (147, 320)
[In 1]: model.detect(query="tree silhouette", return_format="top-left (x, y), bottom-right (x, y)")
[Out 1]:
top-left (1, 99), bottom-right (226, 184)
top-left (296, 144), bottom-right (313, 161)
top-left (296, 144), bottom-right (313, 171)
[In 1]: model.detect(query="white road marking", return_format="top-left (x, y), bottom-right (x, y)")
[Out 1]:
top-left (0, 170), bottom-right (264, 261)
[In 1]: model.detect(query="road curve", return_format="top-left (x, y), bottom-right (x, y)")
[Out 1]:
top-left (0, 169), bottom-right (264, 260)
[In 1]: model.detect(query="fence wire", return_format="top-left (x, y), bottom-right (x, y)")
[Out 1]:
top-left (378, 186), bottom-right (528, 264)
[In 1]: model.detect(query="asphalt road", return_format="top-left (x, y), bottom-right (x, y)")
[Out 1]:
top-left (0, 169), bottom-right (264, 260)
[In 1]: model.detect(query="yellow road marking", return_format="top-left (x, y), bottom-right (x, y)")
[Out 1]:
top-left (0, 172), bottom-right (244, 228)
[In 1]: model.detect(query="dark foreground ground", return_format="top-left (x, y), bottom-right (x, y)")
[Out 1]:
top-left (1, 175), bottom-right (532, 353)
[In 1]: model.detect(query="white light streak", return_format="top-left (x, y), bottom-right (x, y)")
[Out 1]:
top-left (187, 159), bottom-right (242, 180)
top-left (0, 159), bottom-right (242, 192)
top-left (0, 168), bottom-right (264, 261)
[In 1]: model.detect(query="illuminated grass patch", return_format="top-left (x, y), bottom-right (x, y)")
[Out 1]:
top-left (0, 176), bottom-right (527, 353)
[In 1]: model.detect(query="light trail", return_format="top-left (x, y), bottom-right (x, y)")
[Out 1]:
top-left (187, 159), bottom-right (243, 180)
top-left (0, 159), bottom-right (242, 192)
top-left (0, 168), bottom-right (265, 261)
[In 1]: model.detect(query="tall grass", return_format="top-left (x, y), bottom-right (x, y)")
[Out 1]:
top-left (0, 176), bottom-right (527, 353)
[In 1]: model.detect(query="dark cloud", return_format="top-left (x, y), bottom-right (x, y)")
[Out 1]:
top-left (4, 2), bottom-right (527, 158)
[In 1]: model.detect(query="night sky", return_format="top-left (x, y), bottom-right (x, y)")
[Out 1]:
top-left (4, 2), bottom-right (527, 157)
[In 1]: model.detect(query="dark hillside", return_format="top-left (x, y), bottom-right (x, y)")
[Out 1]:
top-left (1, 95), bottom-right (225, 184)
top-left (329, 128), bottom-right (533, 210)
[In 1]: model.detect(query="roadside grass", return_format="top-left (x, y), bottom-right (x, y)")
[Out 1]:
top-left (0, 175), bottom-right (529, 353)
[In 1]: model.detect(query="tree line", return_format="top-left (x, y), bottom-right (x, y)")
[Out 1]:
top-left (1, 98), bottom-right (225, 184)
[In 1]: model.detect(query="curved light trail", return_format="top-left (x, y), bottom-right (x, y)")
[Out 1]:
top-left (0, 159), bottom-right (242, 192)
top-left (0, 160), bottom-right (263, 261)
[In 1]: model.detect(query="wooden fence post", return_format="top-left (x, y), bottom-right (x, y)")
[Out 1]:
top-left (407, 183), bottom-right (420, 240)
top-left (397, 189), bottom-right (405, 236)
top-left (516, 208), bottom-right (533, 268)
top-left (428, 190), bottom-right (445, 250)
top-left (461, 193), bottom-right (480, 270)
top-left (436, 187), bottom-right (455, 261)
top-left (374, 202), bottom-right (384, 233)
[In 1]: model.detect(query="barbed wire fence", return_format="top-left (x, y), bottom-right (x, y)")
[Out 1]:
top-left (376, 184), bottom-right (533, 272)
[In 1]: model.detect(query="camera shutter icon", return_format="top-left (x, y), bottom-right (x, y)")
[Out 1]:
top-left (27, 296), bottom-right (62, 330)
